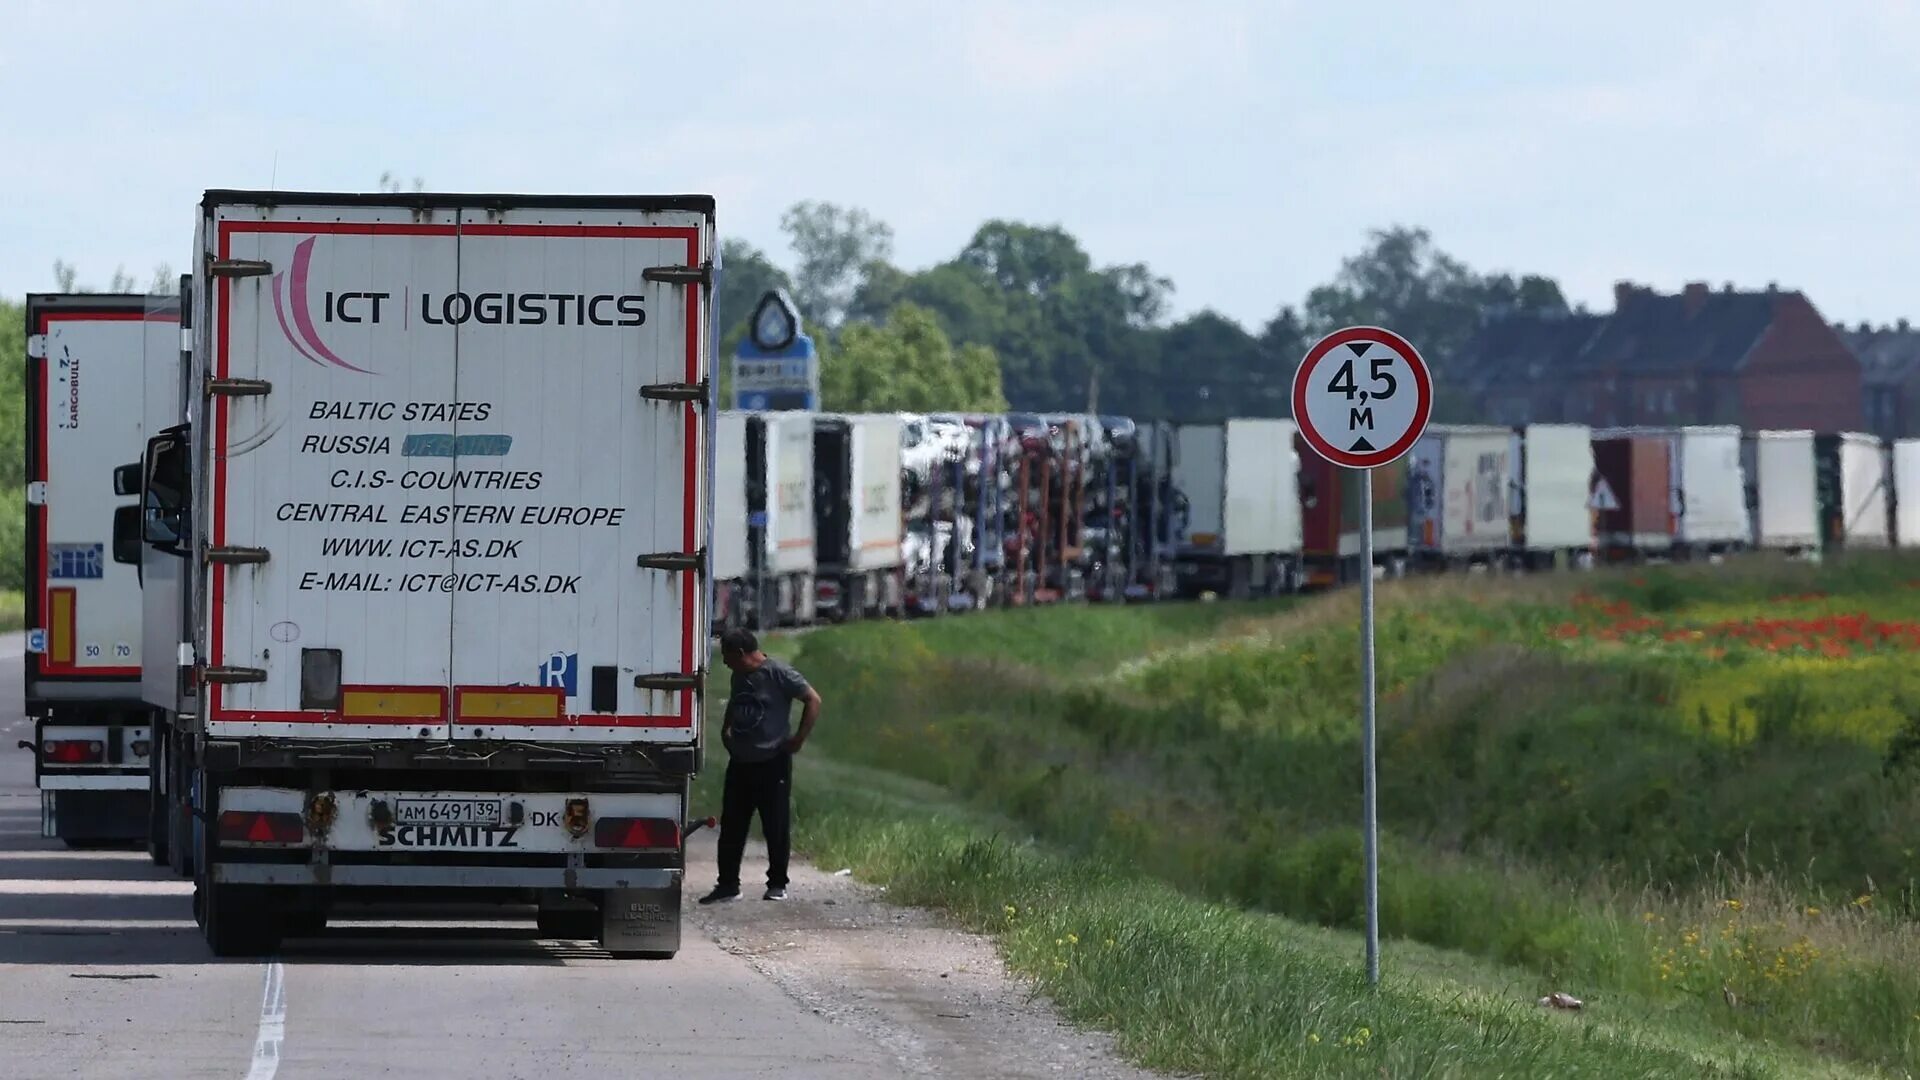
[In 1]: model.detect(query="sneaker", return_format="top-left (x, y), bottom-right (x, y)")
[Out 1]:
top-left (763, 886), bottom-right (788, 901)
top-left (698, 886), bottom-right (741, 905)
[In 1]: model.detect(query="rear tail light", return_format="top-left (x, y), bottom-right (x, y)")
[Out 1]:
top-left (593, 817), bottom-right (681, 850)
top-left (218, 810), bottom-right (307, 845)
top-left (43, 740), bottom-right (104, 764)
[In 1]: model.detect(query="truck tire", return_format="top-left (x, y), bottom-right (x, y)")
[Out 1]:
top-left (1227, 559), bottom-right (1252, 601)
top-left (194, 785), bottom-right (283, 958)
top-left (200, 883), bottom-right (284, 958)
top-left (146, 739), bottom-right (169, 867)
top-left (285, 910), bottom-right (328, 938)
top-left (167, 733), bottom-right (195, 878)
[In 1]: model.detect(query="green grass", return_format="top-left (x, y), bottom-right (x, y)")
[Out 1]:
top-left (782, 757), bottom-right (1887, 1079)
top-left (0, 589), bottom-right (22, 633)
top-left (721, 553), bottom-right (1920, 1076)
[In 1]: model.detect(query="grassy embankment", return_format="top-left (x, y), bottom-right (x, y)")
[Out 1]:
top-left (0, 589), bottom-right (22, 633)
top-left (704, 556), bottom-right (1920, 1078)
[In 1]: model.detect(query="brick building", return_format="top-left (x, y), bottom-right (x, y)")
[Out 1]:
top-left (1456, 282), bottom-right (1863, 431)
top-left (1844, 321), bottom-right (1920, 441)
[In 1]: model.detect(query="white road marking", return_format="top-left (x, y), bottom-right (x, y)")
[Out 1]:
top-left (245, 961), bottom-right (286, 1080)
top-left (0, 879), bottom-right (191, 896)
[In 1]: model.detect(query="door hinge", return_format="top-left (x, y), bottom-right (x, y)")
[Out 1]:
top-left (207, 546), bottom-right (270, 565)
top-left (25, 334), bottom-right (46, 360)
top-left (25, 482), bottom-right (47, 507)
top-left (203, 666), bottom-right (268, 685)
top-left (209, 258), bottom-right (272, 279)
top-left (633, 671), bottom-right (703, 694)
top-left (643, 263), bottom-right (712, 287)
top-left (208, 377), bottom-right (271, 398)
top-left (636, 549), bottom-right (704, 573)
top-left (641, 380), bottom-right (708, 404)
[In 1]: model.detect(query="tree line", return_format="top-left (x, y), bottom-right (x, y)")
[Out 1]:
top-left (719, 204), bottom-right (1570, 421)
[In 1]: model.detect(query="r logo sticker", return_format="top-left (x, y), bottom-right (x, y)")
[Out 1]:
top-left (539, 652), bottom-right (579, 697)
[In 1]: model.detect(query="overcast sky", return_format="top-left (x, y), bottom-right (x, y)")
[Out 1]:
top-left (4, 1), bottom-right (1915, 331)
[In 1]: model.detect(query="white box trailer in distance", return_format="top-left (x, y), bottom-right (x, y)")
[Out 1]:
top-left (1818, 432), bottom-right (1891, 549)
top-left (1409, 425), bottom-right (1513, 563)
top-left (1894, 439), bottom-right (1920, 548)
top-left (712, 410), bottom-right (816, 631)
top-left (1172, 418), bottom-right (1301, 598)
top-left (1509, 423), bottom-right (1595, 567)
top-left (24, 294), bottom-right (172, 847)
top-left (136, 191), bottom-right (715, 957)
top-left (813, 412), bottom-right (903, 618)
top-left (1594, 426), bottom-right (1749, 554)
top-left (1745, 431), bottom-right (1819, 551)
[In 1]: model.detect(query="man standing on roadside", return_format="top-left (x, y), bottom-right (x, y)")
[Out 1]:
top-left (700, 629), bottom-right (822, 904)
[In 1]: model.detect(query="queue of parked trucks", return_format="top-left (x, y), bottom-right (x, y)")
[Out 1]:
top-left (16, 188), bottom-right (1918, 960)
top-left (712, 413), bottom-right (1916, 632)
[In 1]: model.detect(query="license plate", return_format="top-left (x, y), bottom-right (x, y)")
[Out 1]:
top-left (394, 798), bottom-right (504, 826)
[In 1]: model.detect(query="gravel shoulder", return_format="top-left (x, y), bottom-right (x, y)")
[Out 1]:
top-left (686, 832), bottom-right (1166, 1080)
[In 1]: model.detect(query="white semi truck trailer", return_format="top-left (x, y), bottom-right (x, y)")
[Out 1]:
top-left (22, 293), bottom-right (176, 849)
top-left (134, 190), bottom-right (716, 957)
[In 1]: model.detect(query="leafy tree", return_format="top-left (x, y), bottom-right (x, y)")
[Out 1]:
top-left (780, 201), bottom-right (892, 330)
top-left (715, 239), bottom-right (795, 349)
top-left (1304, 226), bottom-right (1567, 369)
top-left (0, 299), bottom-right (25, 590)
top-left (819, 303), bottom-right (1007, 413)
top-left (1151, 310), bottom-right (1273, 422)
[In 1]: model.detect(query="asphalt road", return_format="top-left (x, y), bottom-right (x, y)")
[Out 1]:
top-left (0, 636), bottom-right (910, 1080)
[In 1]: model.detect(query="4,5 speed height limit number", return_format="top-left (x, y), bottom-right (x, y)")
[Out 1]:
top-left (1289, 325), bottom-right (1431, 991)
top-left (1291, 326), bottom-right (1431, 469)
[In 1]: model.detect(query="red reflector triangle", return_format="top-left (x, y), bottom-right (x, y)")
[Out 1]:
top-left (246, 814), bottom-right (277, 843)
top-left (622, 821), bottom-right (651, 848)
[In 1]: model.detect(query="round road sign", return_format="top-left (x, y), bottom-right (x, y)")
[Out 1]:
top-left (1291, 326), bottom-right (1432, 468)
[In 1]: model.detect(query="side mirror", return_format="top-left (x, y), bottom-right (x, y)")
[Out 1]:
top-left (141, 427), bottom-right (191, 558)
top-left (112, 506), bottom-right (142, 565)
top-left (113, 463), bottom-right (141, 497)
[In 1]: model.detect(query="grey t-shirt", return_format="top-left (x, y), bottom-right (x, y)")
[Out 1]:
top-left (722, 658), bottom-right (812, 763)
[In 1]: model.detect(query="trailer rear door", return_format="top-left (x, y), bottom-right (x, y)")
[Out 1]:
top-left (26, 296), bottom-right (174, 695)
top-left (200, 196), bottom-right (711, 742)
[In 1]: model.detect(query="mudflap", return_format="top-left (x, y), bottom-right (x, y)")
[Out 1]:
top-left (601, 885), bottom-right (682, 958)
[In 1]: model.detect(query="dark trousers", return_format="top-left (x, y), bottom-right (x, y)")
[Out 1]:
top-left (717, 753), bottom-right (791, 890)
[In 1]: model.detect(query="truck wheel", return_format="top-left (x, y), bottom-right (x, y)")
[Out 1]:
top-left (195, 786), bottom-right (283, 957)
top-left (285, 910), bottom-right (328, 938)
top-left (146, 741), bottom-right (169, 867)
top-left (1227, 560), bottom-right (1252, 601)
top-left (166, 731), bottom-right (194, 878)
top-left (201, 883), bottom-right (284, 958)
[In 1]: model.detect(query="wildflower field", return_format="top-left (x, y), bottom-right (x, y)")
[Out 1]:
top-left (732, 553), bottom-right (1920, 1077)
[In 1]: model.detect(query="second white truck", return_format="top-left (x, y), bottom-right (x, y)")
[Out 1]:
top-left (22, 293), bottom-right (175, 850)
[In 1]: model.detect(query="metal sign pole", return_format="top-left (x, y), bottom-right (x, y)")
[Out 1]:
top-left (1294, 325), bottom-right (1429, 990)
top-left (1358, 465), bottom-right (1380, 987)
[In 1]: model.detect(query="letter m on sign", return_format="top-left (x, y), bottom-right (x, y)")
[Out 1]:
top-left (1349, 407), bottom-right (1375, 430)
top-left (540, 653), bottom-right (579, 697)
